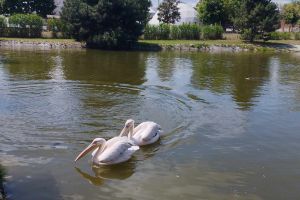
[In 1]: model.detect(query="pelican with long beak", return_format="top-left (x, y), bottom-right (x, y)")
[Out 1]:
top-left (75, 136), bottom-right (139, 165)
top-left (120, 119), bottom-right (163, 146)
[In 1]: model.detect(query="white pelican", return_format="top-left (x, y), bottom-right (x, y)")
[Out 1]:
top-left (75, 136), bottom-right (139, 165)
top-left (120, 119), bottom-right (163, 146)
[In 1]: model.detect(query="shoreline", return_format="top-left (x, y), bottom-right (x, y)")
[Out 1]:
top-left (0, 38), bottom-right (299, 52)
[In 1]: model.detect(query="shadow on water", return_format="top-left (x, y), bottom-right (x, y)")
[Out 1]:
top-left (75, 161), bottom-right (136, 186)
top-left (0, 165), bottom-right (6, 200)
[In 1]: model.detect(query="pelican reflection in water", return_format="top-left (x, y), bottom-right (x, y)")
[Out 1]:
top-left (75, 162), bottom-right (135, 185)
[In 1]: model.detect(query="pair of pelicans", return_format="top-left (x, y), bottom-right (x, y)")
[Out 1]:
top-left (75, 119), bottom-right (163, 165)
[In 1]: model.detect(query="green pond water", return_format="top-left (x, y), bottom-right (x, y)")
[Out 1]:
top-left (0, 49), bottom-right (300, 200)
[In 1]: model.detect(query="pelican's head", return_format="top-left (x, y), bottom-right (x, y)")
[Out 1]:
top-left (75, 138), bottom-right (105, 162)
top-left (125, 119), bottom-right (135, 128)
top-left (119, 119), bottom-right (135, 137)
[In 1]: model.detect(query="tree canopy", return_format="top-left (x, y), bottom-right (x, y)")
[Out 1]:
top-left (196, 0), bottom-right (227, 27)
top-left (234, 0), bottom-right (280, 41)
top-left (157, 0), bottom-right (181, 24)
top-left (282, 1), bottom-right (300, 27)
top-left (61, 0), bottom-right (151, 49)
top-left (196, 0), bottom-right (240, 29)
top-left (2, 0), bottom-right (55, 17)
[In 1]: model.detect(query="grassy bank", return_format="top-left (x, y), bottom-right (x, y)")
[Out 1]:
top-left (139, 39), bottom-right (300, 52)
top-left (0, 37), bottom-right (299, 51)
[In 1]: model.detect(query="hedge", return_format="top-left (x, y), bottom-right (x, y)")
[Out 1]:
top-left (269, 32), bottom-right (300, 40)
top-left (0, 14), bottom-right (43, 38)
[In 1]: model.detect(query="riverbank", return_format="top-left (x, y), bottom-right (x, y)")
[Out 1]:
top-left (138, 39), bottom-right (300, 52)
top-left (0, 38), bottom-right (84, 49)
top-left (0, 37), bottom-right (299, 52)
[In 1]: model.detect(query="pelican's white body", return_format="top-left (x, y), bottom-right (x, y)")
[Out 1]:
top-left (92, 137), bottom-right (139, 165)
top-left (130, 121), bottom-right (163, 146)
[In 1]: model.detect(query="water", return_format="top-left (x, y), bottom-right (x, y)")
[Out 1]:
top-left (0, 49), bottom-right (300, 200)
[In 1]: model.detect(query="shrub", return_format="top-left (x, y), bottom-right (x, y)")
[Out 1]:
top-left (269, 32), bottom-right (291, 40)
top-left (48, 19), bottom-right (65, 32)
top-left (9, 14), bottom-right (43, 29)
top-left (0, 16), bottom-right (6, 28)
top-left (295, 32), bottom-right (300, 40)
top-left (7, 14), bottom-right (43, 38)
top-left (47, 18), bottom-right (67, 38)
top-left (201, 24), bottom-right (223, 40)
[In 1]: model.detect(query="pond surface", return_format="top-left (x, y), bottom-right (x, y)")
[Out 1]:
top-left (0, 49), bottom-right (300, 200)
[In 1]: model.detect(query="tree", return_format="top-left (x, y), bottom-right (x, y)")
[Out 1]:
top-left (157, 0), bottom-right (180, 24)
top-left (2, 0), bottom-right (55, 17)
top-left (234, 0), bottom-right (280, 42)
top-left (61, 0), bottom-right (151, 49)
top-left (196, 0), bottom-right (227, 27)
top-left (281, 1), bottom-right (300, 31)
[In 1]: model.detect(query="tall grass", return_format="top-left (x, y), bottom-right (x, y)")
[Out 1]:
top-left (144, 23), bottom-right (223, 40)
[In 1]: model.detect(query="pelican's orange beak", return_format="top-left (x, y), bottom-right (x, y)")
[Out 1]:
top-left (75, 143), bottom-right (97, 162)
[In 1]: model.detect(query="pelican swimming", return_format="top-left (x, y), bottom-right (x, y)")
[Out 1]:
top-left (75, 136), bottom-right (139, 165)
top-left (120, 119), bottom-right (163, 146)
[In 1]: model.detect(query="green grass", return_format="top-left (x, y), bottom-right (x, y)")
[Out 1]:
top-left (140, 39), bottom-right (300, 46)
top-left (139, 39), bottom-right (300, 51)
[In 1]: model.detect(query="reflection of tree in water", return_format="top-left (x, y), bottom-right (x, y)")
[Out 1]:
top-left (61, 50), bottom-right (148, 85)
top-left (156, 52), bottom-right (176, 81)
top-left (0, 164), bottom-right (6, 199)
top-left (1, 50), bottom-right (56, 80)
top-left (191, 53), bottom-right (270, 110)
top-left (277, 54), bottom-right (300, 110)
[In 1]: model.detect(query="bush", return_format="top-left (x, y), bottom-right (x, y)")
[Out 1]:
top-left (47, 18), bottom-right (67, 38)
top-left (295, 32), bottom-right (300, 40)
top-left (61, 0), bottom-right (151, 49)
top-left (0, 16), bottom-right (6, 28)
top-left (9, 14), bottom-right (43, 29)
top-left (6, 14), bottom-right (43, 38)
top-left (201, 24), bottom-right (223, 40)
top-left (269, 32), bottom-right (292, 40)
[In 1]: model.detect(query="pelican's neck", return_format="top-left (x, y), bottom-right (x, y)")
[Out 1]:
top-left (93, 140), bottom-right (106, 162)
top-left (119, 126), bottom-right (128, 137)
top-left (128, 125), bottom-right (134, 139)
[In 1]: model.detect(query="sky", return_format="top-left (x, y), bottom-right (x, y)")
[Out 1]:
top-left (151, 0), bottom-right (293, 7)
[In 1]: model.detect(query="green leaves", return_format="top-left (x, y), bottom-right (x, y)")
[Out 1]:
top-left (234, 0), bottom-right (279, 42)
top-left (157, 0), bottom-right (181, 24)
top-left (282, 2), bottom-right (300, 26)
top-left (197, 0), bottom-right (227, 27)
top-left (9, 14), bottom-right (43, 29)
top-left (61, 0), bottom-right (151, 49)
top-left (2, 0), bottom-right (55, 17)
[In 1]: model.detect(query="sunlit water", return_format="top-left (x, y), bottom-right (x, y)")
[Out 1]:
top-left (0, 49), bottom-right (300, 200)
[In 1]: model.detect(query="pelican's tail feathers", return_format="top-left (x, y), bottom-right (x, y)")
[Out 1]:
top-left (128, 145), bottom-right (139, 151)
